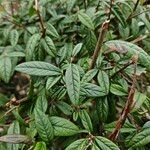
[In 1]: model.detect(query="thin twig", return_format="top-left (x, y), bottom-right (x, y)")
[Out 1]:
top-left (109, 55), bottom-right (138, 141)
top-left (89, 20), bottom-right (109, 70)
top-left (131, 35), bottom-right (148, 44)
top-left (83, 0), bottom-right (88, 10)
top-left (110, 61), bottom-right (133, 79)
top-left (35, 0), bottom-right (46, 37)
top-left (127, 0), bottom-right (140, 20)
top-left (108, 0), bottom-right (114, 20)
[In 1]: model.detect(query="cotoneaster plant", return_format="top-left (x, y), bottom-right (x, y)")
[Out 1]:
top-left (0, 0), bottom-right (150, 149)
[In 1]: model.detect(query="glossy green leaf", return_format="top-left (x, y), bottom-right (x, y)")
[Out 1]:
top-left (34, 109), bottom-right (54, 142)
top-left (49, 116), bottom-right (80, 136)
top-left (10, 30), bottom-right (19, 46)
top-left (35, 89), bottom-right (48, 113)
top-left (81, 69), bottom-right (98, 83)
top-left (26, 34), bottom-right (41, 61)
top-left (105, 121), bottom-right (136, 133)
top-left (65, 64), bottom-right (80, 104)
top-left (0, 56), bottom-right (12, 83)
top-left (110, 84), bottom-right (127, 96)
top-left (46, 23), bottom-right (60, 38)
top-left (34, 142), bottom-right (46, 150)
top-left (41, 36), bottom-right (56, 57)
top-left (79, 110), bottom-right (93, 132)
top-left (81, 83), bottom-right (106, 97)
top-left (97, 71), bottom-right (109, 95)
top-left (15, 61), bottom-right (61, 76)
top-left (65, 139), bottom-right (88, 150)
top-left (78, 12), bottom-right (94, 30)
top-left (56, 101), bottom-right (73, 115)
top-left (72, 43), bottom-right (83, 57)
top-left (96, 97), bottom-right (108, 122)
top-left (95, 136), bottom-right (120, 150)
top-left (7, 52), bottom-right (25, 57)
top-left (46, 76), bottom-right (61, 90)
top-left (7, 121), bottom-right (20, 150)
top-left (127, 128), bottom-right (150, 148)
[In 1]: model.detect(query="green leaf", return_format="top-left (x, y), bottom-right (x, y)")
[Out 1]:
top-left (105, 40), bottom-right (150, 71)
top-left (41, 36), bottom-right (56, 57)
top-left (110, 84), bottom-right (127, 96)
top-left (56, 101), bottom-right (73, 115)
top-left (10, 29), bottom-right (19, 46)
top-left (127, 128), bottom-right (150, 148)
top-left (96, 97), bottom-right (108, 122)
top-left (79, 110), bottom-right (93, 132)
top-left (15, 61), bottom-right (61, 76)
top-left (35, 89), bottom-right (48, 113)
top-left (46, 23), bottom-right (60, 38)
top-left (0, 135), bottom-right (31, 144)
top-left (132, 91), bottom-right (147, 112)
top-left (97, 71), bottom-right (109, 95)
top-left (34, 109), bottom-right (54, 142)
top-left (7, 121), bottom-right (20, 150)
top-left (112, 5), bottom-right (126, 27)
top-left (78, 12), bottom-right (94, 30)
top-left (72, 43), bottom-right (83, 57)
top-left (7, 52), bottom-right (25, 57)
top-left (131, 18), bottom-right (139, 36)
top-left (0, 56), bottom-right (12, 83)
top-left (95, 136), bottom-right (120, 150)
top-left (65, 139), bottom-right (88, 150)
top-left (81, 69), bottom-right (98, 83)
top-left (91, 144), bottom-right (100, 150)
top-left (46, 76), bottom-right (61, 90)
top-left (81, 83), bottom-right (106, 97)
top-left (26, 34), bottom-right (41, 61)
top-left (105, 121), bottom-right (136, 133)
top-left (65, 64), bottom-right (80, 104)
top-left (34, 142), bottom-right (46, 150)
top-left (49, 116), bottom-right (80, 136)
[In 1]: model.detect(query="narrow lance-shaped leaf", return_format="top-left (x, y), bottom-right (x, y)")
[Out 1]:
top-left (127, 128), bottom-right (150, 149)
top-left (97, 71), bottom-right (109, 95)
top-left (34, 109), bottom-right (54, 142)
top-left (65, 64), bottom-right (80, 105)
top-left (46, 23), bottom-right (60, 38)
top-left (7, 121), bottom-right (20, 150)
top-left (96, 97), bottom-right (109, 122)
top-left (0, 135), bottom-right (31, 144)
top-left (49, 116), bottom-right (80, 136)
top-left (46, 76), bottom-right (61, 90)
top-left (10, 29), bottom-right (19, 46)
top-left (81, 83), bottom-right (106, 97)
top-left (0, 56), bottom-right (12, 83)
top-left (26, 33), bottom-right (41, 61)
top-left (15, 61), bottom-right (61, 76)
top-left (81, 69), bottom-right (98, 83)
top-left (79, 110), bottom-right (93, 132)
top-left (65, 139), bottom-right (88, 150)
top-left (35, 89), bottom-right (48, 113)
top-left (78, 12), bottom-right (94, 30)
top-left (95, 136), bottom-right (120, 150)
top-left (72, 43), bottom-right (83, 57)
top-left (34, 142), bottom-right (46, 150)
top-left (41, 36), bottom-right (56, 57)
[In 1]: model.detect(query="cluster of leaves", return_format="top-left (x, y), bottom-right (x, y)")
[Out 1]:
top-left (0, 0), bottom-right (150, 149)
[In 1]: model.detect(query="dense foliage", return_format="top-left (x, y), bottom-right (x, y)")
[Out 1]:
top-left (0, 0), bottom-right (150, 149)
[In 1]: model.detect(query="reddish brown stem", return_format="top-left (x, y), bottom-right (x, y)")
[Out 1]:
top-left (109, 56), bottom-right (138, 141)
